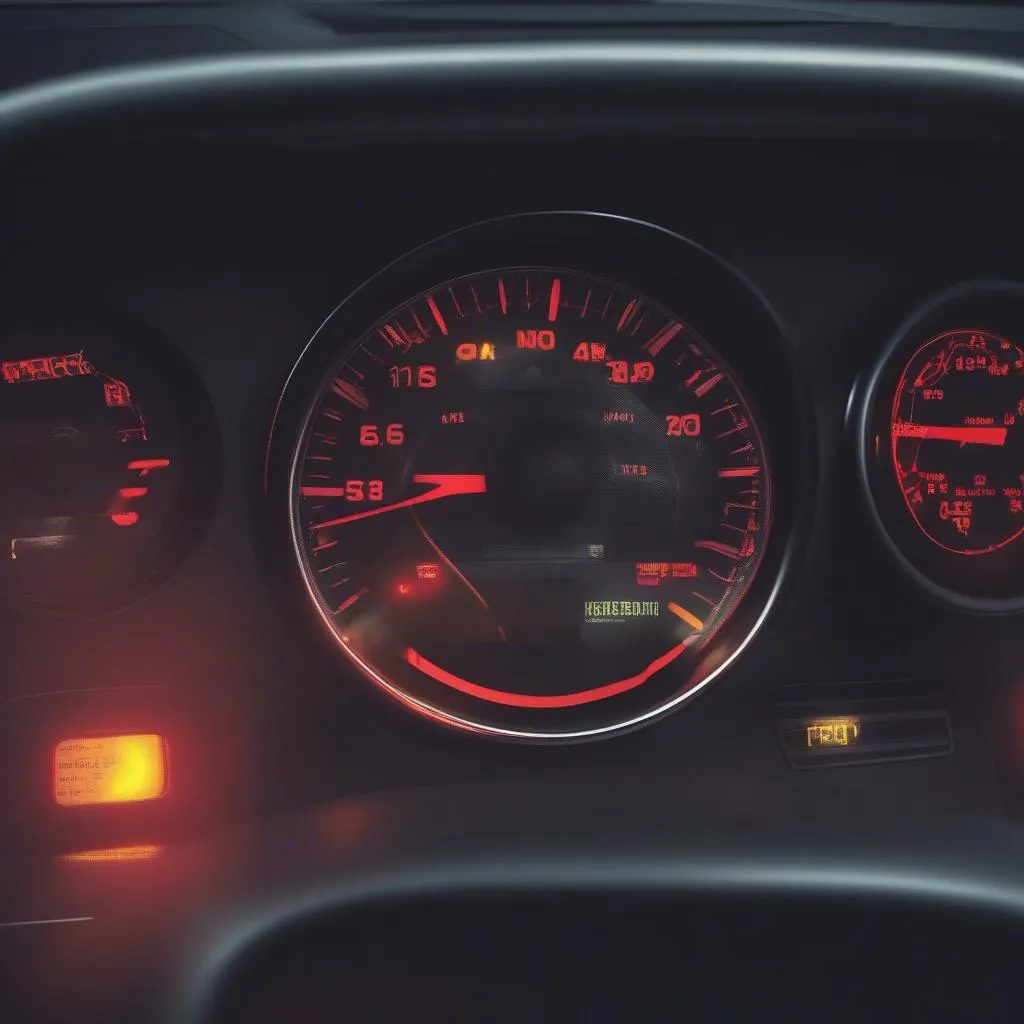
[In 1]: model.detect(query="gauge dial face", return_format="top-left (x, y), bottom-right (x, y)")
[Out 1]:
top-left (0, 315), bottom-right (216, 614)
top-left (892, 329), bottom-right (1024, 555)
top-left (860, 283), bottom-right (1024, 609)
top-left (291, 266), bottom-right (773, 736)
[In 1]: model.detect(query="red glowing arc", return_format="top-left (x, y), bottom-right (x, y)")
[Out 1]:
top-left (306, 474), bottom-right (486, 530)
top-left (404, 640), bottom-right (690, 709)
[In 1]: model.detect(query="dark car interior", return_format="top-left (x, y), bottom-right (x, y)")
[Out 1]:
top-left (4, 2), bottom-right (1024, 1021)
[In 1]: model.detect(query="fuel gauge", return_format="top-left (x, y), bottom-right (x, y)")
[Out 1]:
top-left (0, 312), bottom-right (218, 614)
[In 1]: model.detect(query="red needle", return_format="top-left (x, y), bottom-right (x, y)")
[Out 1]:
top-left (305, 473), bottom-right (486, 529)
top-left (894, 423), bottom-right (1008, 446)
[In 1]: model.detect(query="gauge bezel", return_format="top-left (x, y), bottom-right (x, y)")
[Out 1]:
top-left (266, 212), bottom-right (811, 742)
top-left (0, 304), bottom-right (221, 618)
top-left (853, 280), bottom-right (1024, 613)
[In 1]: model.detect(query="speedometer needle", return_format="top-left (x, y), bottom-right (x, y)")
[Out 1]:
top-left (305, 473), bottom-right (487, 529)
top-left (893, 423), bottom-right (1008, 446)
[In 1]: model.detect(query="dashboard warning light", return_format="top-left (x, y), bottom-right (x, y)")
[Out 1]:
top-left (53, 734), bottom-right (167, 807)
top-left (61, 844), bottom-right (161, 864)
top-left (416, 562), bottom-right (440, 580)
top-left (806, 718), bottom-right (860, 749)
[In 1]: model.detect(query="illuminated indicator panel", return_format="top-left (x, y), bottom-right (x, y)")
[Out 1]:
top-left (62, 844), bottom-right (161, 863)
top-left (806, 718), bottom-right (860, 748)
top-left (54, 734), bottom-right (166, 807)
top-left (292, 268), bottom-right (771, 735)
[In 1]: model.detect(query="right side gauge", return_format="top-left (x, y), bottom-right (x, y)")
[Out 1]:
top-left (856, 282), bottom-right (1024, 611)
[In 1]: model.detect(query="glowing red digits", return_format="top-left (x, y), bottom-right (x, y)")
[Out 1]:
top-left (107, 459), bottom-right (170, 526)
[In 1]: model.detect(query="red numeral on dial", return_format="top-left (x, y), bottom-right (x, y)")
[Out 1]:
top-left (343, 480), bottom-right (384, 501)
top-left (665, 414), bottom-right (701, 437)
top-left (607, 360), bottom-right (655, 384)
top-left (359, 423), bottom-right (405, 446)
top-left (390, 366), bottom-right (437, 388)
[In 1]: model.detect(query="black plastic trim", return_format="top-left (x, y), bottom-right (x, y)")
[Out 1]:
top-left (5, 42), bottom-right (1024, 147)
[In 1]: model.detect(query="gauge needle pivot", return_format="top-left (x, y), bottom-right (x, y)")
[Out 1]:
top-left (305, 473), bottom-right (486, 529)
top-left (894, 423), bottom-right (1008, 446)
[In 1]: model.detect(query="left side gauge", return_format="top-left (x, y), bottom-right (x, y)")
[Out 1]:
top-left (0, 311), bottom-right (219, 614)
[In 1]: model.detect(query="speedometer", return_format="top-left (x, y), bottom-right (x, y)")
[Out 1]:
top-left (269, 214), bottom-right (804, 740)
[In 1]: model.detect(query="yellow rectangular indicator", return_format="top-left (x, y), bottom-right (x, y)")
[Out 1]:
top-left (806, 718), bottom-right (861, 749)
top-left (53, 734), bottom-right (167, 807)
top-left (61, 844), bottom-right (161, 864)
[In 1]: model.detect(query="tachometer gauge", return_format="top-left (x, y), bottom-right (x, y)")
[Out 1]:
top-left (857, 282), bottom-right (1024, 610)
top-left (0, 311), bottom-right (218, 615)
top-left (892, 330), bottom-right (1024, 554)
top-left (268, 214), bottom-right (806, 740)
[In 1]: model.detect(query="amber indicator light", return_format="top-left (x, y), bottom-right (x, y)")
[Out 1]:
top-left (805, 718), bottom-right (860, 748)
top-left (53, 733), bottom-right (167, 807)
top-left (61, 844), bottom-right (162, 863)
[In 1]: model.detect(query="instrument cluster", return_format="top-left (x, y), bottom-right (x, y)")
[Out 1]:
top-left (3, 209), bottom-right (1024, 744)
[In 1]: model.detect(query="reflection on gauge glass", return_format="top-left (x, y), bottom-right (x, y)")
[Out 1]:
top-left (271, 214), bottom-right (802, 741)
top-left (858, 283), bottom-right (1024, 609)
top-left (0, 314), bottom-right (216, 614)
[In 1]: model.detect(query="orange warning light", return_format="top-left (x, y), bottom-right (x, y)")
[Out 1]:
top-left (53, 734), bottom-right (167, 807)
top-left (61, 844), bottom-right (161, 864)
top-left (456, 342), bottom-right (496, 361)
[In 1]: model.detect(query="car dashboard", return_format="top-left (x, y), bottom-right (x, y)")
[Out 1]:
top-left (3, 9), bottom-right (1024, 1021)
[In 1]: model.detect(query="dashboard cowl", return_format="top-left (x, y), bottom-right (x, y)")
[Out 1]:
top-left (3, 42), bottom-right (1024, 147)
top-left (151, 779), bottom-right (1024, 1020)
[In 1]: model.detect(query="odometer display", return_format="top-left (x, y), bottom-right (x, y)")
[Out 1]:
top-left (290, 262), bottom-right (773, 737)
